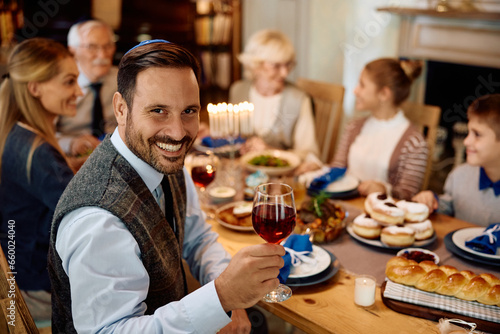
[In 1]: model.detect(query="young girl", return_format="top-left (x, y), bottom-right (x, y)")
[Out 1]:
top-left (331, 58), bottom-right (428, 200)
top-left (0, 38), bottom-right (82, 320)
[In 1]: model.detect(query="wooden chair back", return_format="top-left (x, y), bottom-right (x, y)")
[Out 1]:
top-left (296, 78), bottom-right (345, 163)
top-left (401, 101), bottom-right (442, 190)
top-left (0, 246), bottom-right (39, 333)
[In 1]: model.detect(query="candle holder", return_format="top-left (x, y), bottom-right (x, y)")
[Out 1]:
top-left (206, 101), bottom-right (254, 189)
top-left (354, 274), bottom-right (376, 308)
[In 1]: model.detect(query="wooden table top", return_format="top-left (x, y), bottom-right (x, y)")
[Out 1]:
top-left (205, 196), bottom-right (498, 334)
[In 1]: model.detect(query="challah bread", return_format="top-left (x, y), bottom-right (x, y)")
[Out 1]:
top-left (385, 256), bottom-right (500, 306)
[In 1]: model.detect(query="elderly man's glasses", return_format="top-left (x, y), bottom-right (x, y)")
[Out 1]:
top-left (79, 43), bottom-right (115, 53)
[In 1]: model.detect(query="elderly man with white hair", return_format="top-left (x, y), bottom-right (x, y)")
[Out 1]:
top-left (57, 20), bottom-right (118, 162)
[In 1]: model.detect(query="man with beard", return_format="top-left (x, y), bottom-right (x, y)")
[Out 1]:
top-left (48, 40), bottom-right (285, 333)
top-left (57, 20), bottom-right (118, 160)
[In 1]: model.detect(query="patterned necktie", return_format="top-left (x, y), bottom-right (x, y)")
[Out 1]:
top-left (89, 82), bottom-right (104, 138)
top-left (153, 184), bottom-right (166, 216)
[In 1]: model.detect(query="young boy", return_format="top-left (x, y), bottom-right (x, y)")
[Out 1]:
top-left (412, 94), bottom-right (500, 227)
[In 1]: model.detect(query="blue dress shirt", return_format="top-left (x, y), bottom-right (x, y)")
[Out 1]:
top-left (56, 128), bottom-right (232, 333)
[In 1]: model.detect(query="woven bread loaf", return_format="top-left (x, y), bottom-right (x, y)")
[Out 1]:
top-left (385, 256), bottom-right (500, 306)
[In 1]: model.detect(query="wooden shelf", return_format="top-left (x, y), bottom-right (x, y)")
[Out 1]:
top-left (377, 6), bottom-right (500, 22)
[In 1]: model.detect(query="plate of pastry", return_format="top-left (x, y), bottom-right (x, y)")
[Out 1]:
top-left (347, 193), bottom-right (436, 249)
top-left (346, 223), bottom-right (437, 250)
top-left (215, 201), bottom-right (254, 232)
top-left (452, 227), bottom-right (500, 260)
top-left (241, 149), bottom-right (301, 176)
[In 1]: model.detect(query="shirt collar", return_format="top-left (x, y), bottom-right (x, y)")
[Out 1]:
top-left (110, 128), bottom-right (163, 193)
top-left (479, 167), bottom-right (500, 196)
top-left (77, 65), bottom-right (103, 88)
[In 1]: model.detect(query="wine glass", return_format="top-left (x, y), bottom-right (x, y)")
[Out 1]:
top-left (188, 150), bottom-right (219, 213)
top-left (252, 183), bottom-right (296, 303)
top-left (189, 150), bottom-right (218, 191)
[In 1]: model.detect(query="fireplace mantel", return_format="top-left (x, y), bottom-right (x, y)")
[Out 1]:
top-left (377, 6), bottom-right (500, 21)
top-left (378, 6), bottom-right (500, 69)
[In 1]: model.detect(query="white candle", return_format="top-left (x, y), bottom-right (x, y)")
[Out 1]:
top-left (207, 104), bottom-right (215, 137)
top-left (233, 104), bottom-right (240, 137)
top-left (227, 103), bottom-right (234, 136)
top-left (248, 102), bottom-right (254, 136)
top-left (216, 103), bottom-right (223, 138)
top-left (354, 275), bottom-right (376, 307)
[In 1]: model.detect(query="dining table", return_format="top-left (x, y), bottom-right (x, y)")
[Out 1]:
top-left (198, 157), bottom-right (500, 334)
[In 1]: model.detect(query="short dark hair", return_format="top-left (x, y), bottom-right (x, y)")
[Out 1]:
top-left (467, 93), bottom-right (500, 140)
top-left (117, 41), bottom-right (201, 109)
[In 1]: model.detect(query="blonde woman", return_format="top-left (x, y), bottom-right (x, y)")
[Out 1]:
top-left (229, 29), bottom-right (319, 160)
top-left (0, 37), bottom-right (82, 321)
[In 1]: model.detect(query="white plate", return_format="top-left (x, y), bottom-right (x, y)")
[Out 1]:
top-left (452, 227), bottom-right (500, 259)
top-left (324, 174), bottom-right (360, 194)
top-left (288, 245), bottom-right (332, 279)
top-left (215, 201), bottom-right (254, 232)
top-left (194, 142), bottom-right (242, 155)
top-left (346, 224), bottom-right (436, 250)
top-left (241, 150), bottom-right (301, 176)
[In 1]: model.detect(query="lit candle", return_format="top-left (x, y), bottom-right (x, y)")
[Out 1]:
top-left (354, 275), bottom-right (376, 307)
top-left (248, 102), bottom-right (254, 136)
top-left (207, 103), bottom-right (215, 137)
top-left (233, 104), bottom-right (240, 137)
top-left (227, 103), bottom-right (234, 136)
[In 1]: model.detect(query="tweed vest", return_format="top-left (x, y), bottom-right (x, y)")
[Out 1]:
top-left (229, 80), bottom-right (305, 150)
top-left (48, 136), bottom-right (187, 334)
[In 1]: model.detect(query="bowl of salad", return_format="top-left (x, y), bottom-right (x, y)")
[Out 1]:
top-left (241, 149), bottom-right (301, 176)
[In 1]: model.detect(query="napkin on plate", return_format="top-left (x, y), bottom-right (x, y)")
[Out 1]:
top-left (465, 223), bottom-right (500, 255)
top-left (279, 234), bottom-right (314, 283)
top-left (201, 136), bottom-right (245, 148)
top-left (309, 167), bottom-right (347, 191)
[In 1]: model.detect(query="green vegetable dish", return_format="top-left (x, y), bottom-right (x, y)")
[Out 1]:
top-left (248, 155), bottom-right (290, 167)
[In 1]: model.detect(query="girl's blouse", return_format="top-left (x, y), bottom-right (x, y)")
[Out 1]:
top-left (348, 111), bottom-right (409, 183)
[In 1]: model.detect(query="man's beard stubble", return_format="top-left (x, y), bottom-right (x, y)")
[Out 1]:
top-left (125, 123), bottom-right (195, 175)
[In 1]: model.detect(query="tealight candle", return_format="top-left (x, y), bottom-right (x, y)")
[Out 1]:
top-left (354, 275), bottom-right (376, 307)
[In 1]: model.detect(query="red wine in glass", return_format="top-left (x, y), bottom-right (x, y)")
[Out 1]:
top-left (191, 165), bottom-right (216, 189)
top-left (252, 204), bottom-right (296, 244)
top-left (252, 183), bottom-right (296, 303)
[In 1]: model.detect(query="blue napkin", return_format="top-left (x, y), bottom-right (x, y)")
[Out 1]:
top-left (201, 136), bottom-right (245, 148)
top-left (465, 223), bottom-right (500, 255)
top-left (309, 167), bottom-right (347, 191)
top-left (278, 234), bottom-right (313, 283)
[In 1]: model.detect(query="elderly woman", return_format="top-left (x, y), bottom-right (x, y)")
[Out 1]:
top-left (0, 37), bottom-right (82, 320)
top-left (229, 29), bottom-right (319, 160)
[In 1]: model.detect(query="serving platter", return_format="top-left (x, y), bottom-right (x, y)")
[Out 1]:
top-left (452, 227), bottom-right (500, 259)
top-left (346, 224), bottom-right (437, 250)
top-left (381, 281), bottom-right (500, 333)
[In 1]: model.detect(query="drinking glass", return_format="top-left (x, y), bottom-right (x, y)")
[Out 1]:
top-left (252, 183), bottom-right (296, 303)
top-left (188, 150), bottom-right (219, 215)
top-left (189, 150), bottom-right (218, 192)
